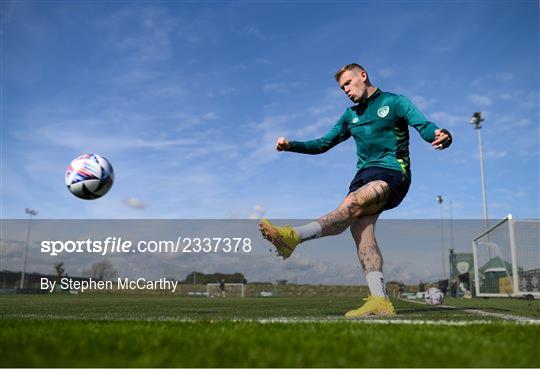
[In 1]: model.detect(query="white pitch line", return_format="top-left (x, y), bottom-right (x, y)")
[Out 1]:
top-left (398, 298), bottom-right (539, 323)
top-left (7, 313), bottom-right (540, 325)
top-left (460, 309), bottom-right (540, 322)
top-left (254, 318), bottom-right (497, 326)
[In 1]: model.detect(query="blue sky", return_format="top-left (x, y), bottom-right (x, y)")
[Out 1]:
top-left (2, 1), bottom-right (539, 221)
top-left (1, 1), bottom-right (538, 283)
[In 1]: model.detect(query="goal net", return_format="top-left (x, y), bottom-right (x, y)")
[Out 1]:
top-left (206, 283), bottom-right (245, 298)
top-left (472, 215), bottom-right (540, 297)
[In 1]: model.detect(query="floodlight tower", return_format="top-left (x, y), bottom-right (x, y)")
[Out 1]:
top-left (449, 201), bottom-right (455, 252)
top-left (20, 208), bottom-right (38, 289)
top-left (436, 195), bottom-right (446, 279)
top-left (470, 112), bottom-right (489, 232)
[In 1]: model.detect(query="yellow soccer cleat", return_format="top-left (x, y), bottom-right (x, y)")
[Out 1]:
top-left (259, 219), bottom-right (300, 259)
top-left (345, 296), bottom-right (396, 318)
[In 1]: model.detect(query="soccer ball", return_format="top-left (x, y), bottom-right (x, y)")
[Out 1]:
top-left (424, 287), bottom-right (445, 305)
top-left (65, 154), bottom-right (114, 200)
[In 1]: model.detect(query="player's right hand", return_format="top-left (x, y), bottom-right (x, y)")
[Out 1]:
top-left (275, 137), bottom-right (290, 151)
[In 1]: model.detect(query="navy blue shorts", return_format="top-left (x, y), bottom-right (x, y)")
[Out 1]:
top-left (348, 166), bottom-right (411, 211)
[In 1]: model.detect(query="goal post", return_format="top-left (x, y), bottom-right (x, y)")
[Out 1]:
top-left (206, 283), bottom-right (245, 298)
top-left (472, 214), bottom-right (540, 298)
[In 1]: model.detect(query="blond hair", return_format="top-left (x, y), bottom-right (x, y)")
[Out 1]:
top-left (334, 63), bottom-right (366, 81)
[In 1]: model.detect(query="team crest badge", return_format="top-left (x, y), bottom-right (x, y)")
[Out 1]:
top-left (377, 106), bottom-right (389, 118)
top-left (352, 117), bottom-right (359, 123)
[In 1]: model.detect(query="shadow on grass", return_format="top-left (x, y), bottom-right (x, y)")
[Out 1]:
top-left (396, 307), bottom-right (445, 315)
top-left (397, 306), bottom-right (517, 317)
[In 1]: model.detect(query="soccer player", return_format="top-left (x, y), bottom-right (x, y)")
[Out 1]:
top-left (219, 279), bottom-right (226, 298)
top-left (259, 63), bottom-right (452, 317)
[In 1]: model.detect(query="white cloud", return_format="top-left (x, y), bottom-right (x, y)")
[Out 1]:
top-left (232, 59), bottom-right (271, 72)
top-left (0, 238), bottom-right (25, 259)
top-left (15, 117), bottom-right (237, 164)
top-left (468, 94), bottom-right (493, 107)
top-left (123, 197), bottom-right (147, 210)
top-left (495, 72), bottom-right (513, 81)
top-left (202, 111), bottom-right (219, 120)
top-left (519, 148), bottom-right (540, 158)
top-left (307, 104), bottom-right (336, 116)
top-left (248, 205), bottom-right (266, 220)
top-left (255, 58), bottom-right (271, 66)
top-left (263, 82), bottom-right (298, 93)
top-left (472, 72), bottom-right (515, 87)
top-left (240, 26), bottom-right (267, 40)
top-left (429, 111), bottom-right (465, 127)
top-left (522, 90), bottom-right (539, 110)
top-left (105, 67), bottom-right (160, 87)
top-left (217, 87), bottom-right (237, 96)
top-left (474, 150), bottom-right (507, 160)
top-left (37, 125), bottom-right (196, 151)
top-left (170, 111), bottom-right (219, 126)
top-left (294, 116), bottom-right (335, 139)
top-left (491, 115), bottom-right (534, 132)
top-left (485, 150), bottom-right (507, 159)
top-left (238, 114), bottom-right (298, 171)
top-left (96, 6), bottom-right (177, 64)
top-left (411, 95), bottom-right (435, 110)
top-left (149, 84), bottom-right (186, 97)
top-left (206, 87), bottom-right (238, 98)
top-left (493, 188), bottom-right (527, 199)
top-left (378, 68), bottom-right (395, 78)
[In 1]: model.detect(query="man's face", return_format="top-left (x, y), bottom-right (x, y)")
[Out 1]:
top-left (338, 69), bottom-right (368, 103)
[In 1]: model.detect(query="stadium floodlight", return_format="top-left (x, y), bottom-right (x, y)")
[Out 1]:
top-left (20, 208), bottom-right (38, 289)
top-left (470, 112), bottom-right (484, 128)
top-left (470, 112), bottom-right (489, 232)
top-left (449, 201), bottom-right (455, 251)
top-left (25, 208), bottom-right (38, 216)
top-left (436, 196), bottom-right (446, 279)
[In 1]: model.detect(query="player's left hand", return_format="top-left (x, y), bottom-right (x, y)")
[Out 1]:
top-left (432, 129), bottom-right (452, 150)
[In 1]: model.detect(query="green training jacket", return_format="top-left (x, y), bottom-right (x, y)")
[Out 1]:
top-left (288, 88), bottom-right (439, 174)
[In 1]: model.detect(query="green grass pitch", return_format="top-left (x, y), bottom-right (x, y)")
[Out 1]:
top-left (0, 294), bottom-right (539, 367)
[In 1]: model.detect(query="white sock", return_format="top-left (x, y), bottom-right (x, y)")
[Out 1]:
top-left (366, 271), bottom-right (387, 297)
top-left (294, 221), bottom-right (322, 242)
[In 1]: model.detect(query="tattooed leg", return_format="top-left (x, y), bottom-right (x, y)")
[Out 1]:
top-left (317, 180), bottom-right (391, 237)
top-left (351, 215), bottom-right (388, 298)
top-left (265, 180), bottom-right (392, 250)
top-left (351, 215), bottom-right (383, 273)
